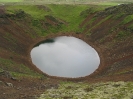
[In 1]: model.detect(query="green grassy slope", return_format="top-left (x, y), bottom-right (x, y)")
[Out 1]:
top-left (6, 5), bottom-right (96, 34)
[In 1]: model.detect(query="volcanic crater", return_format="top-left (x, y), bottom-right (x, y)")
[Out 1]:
top-left (0, 4), bottom-right (133, 82)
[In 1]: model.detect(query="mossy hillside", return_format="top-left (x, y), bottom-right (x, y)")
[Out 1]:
top-left (38, 81), bottom-right (133, 99)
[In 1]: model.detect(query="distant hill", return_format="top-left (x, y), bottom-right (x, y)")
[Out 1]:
top-left (0, 0), bottom-right (133, 5)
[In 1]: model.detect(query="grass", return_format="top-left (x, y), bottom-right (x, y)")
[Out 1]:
top-left (6, 4), bottom-right (91, 33)
top-left (0, 58), bottom-right (43, 78)
top-left (98, 1), bottom-right (122, 6)
top-left (11, 72), bottom-right (44, 79)
top-left (3, 32), bottom-right (17, 44)
top-left (0, 0), bottom-right (23, 2)
top-left (46, 4), bottom-right (89, 32)
top-left (6, 5), bottom-right (47, 19)
top-left (47, 5), bottom-right (88, 21)
top-left (5, 1), bottom-right (132, 34)
top-left (116, 31), bottom-right (128, 38)
top-left (128, 24), bottom-right (133, 32)
top-left (113, 13), bottom-right (124, 19)
top-left (87, 15), bottom-right (112, 35)
top-left (0, 68), bottom-right (3, 72)
top-left (121, 15), bottom-right (133, 24)
top-left (115, 69), bottom-right (133, 75)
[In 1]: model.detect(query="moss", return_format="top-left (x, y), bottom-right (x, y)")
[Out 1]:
top-left (10, 72), bottom-right (43, 78)
top-left (38, 81), bottom-right (133, 99)
top-left (115, 69), bottom-right (133, 75)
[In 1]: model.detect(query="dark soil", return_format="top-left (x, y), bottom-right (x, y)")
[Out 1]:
top-left (0, 77), bottom-right (59, 99)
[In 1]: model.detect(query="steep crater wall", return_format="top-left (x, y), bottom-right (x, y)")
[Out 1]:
top-left (0, 4), bottom-right (133, 82)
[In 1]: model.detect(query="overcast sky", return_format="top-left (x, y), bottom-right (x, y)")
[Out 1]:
top-left (31, 36), bottom-right (100, 78)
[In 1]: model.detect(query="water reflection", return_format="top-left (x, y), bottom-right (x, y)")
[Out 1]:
top-left (31, 36), bottom-right (100, 78)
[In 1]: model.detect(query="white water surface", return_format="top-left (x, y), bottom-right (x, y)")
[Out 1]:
top-left (31, 36), bottom-right (100, 78)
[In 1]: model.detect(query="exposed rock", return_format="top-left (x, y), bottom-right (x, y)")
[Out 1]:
top-left (0, 9), bottom-right (27, 19)
top-left (0, 80), bottom-right (13, 87)
top-left (41, 83), bottom-right (59, 89)
top-left (5, 82), bottom-right (13, 87)
top-left (0, 70), bottom-right (16, 80)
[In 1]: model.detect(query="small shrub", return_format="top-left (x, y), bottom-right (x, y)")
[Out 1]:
top-left (32, 19), bottom-right (41, 27)
top-left (15, 9), bottom-right (26, 18)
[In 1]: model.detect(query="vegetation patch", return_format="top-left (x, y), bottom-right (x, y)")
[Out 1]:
top-left (38, 81), bottom-right (133, 99)
top-left (6, 4), bottom-right (91, 33)
top-left (0, 58), bottom-right (42, 78)
top-left (87, 15), bottom-right (112, 35)
top-left (121, 15), bottom-right (133, 24)
top-left (47, 4), bottom-right (89, 32)
top-left (98, 2), bottom-right (120, 6)
top-left (6, 5), bottom-right (47, 19)
top-left (113, 13), bottom-right (124, 19)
